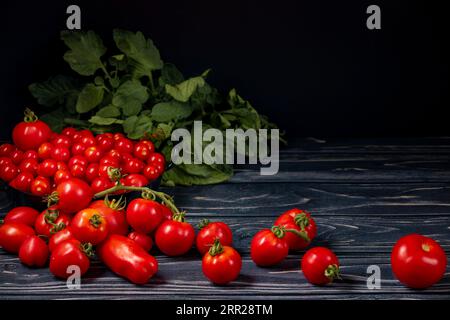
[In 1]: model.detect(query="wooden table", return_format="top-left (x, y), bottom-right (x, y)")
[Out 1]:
top-left (1, 138), bottom-right (449, 300)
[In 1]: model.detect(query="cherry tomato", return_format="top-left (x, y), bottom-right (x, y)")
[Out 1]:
top-left (61, 127), bottom-right (77, 137)
top-left (30, 176), bottom-right (51, 196)
top-left (56, 161), bottom-right (69, 171)
top-left (48, 227), bottom-right (75, 252)
top-left (121, 153), bottom-right (133, 164)
top-left (115, 138), bottom-right (133, 154)
top-left (98, 164), bottom-right (114, 179)
top-left (85, 163), bottom-right (99, 182)
top-left (196, 220), bottom-right (233, 256)
top-left (80, 135), bottom-right (96, 147)
top-left (99, 156), bottom-right (120, 167)
top-left (19, 158), bottom-right (38, 175)
top-left (52, 135), bottom-right (72, 149)
top-left (0, 163), bottom-right (19, 182)
top-left (10, 149), bottom-right (24, 165)
top-left (49, 239), bottom-right (91, 279)
top-left (0, 223), bottom-right (35, 253)
top-left (105, 149), bottom-right (122, 163)
top-left (69, 163), bottom-right (86, 179)
top-left (128, 231), bottom-right (153, 251)
top-left (123, 158), bottom-right (144, 174)
top-left (13, 110), bottom-right (52, 151)
top-left (53, 178), bottom-right (93, 214)
top-left (113, 133), bottom-right (125, 141)
top-left (19, 235), bottom-right (49, 267)
top-left (121, 174), bottom-right (149, 187)
top-left (84, 146), bottom-right (103, 163)
top-left (274, 209), bottom-right (317, 251)
top-left (391, 234), bottom-right (447, 289)
top-left (71, 143), bottom-right (86, 156)
top-left (89, 199), bottom-right (129, 236)
top-left (54, 170), bottom-right (71, 185)
top-left (68, 155), bottom-right (87, 168)
top-left (91, 177), bottom-right (114, 194)
top-left (35, 207), bottom-right (71, 237)
top-left (0, 157), bottom-right (13, 169)
top-left (157, 203), bottom-right (173, 221)
top-left (155, 213), bottom-right (195, 256)
top-left (96, 134), bottom-right (114, 152)
top-left (143, 165), bottom-right (160, 181)
top-left (71, 208), bottom-right (108, 245)
top-left (202, 239), bottom-right (242, 284)
top-left (0, 143), bottom-right (16, 157)
top-left (9, 172), bottom-right (34, 193)
top-left (140, 140), bottom-right (155, 154)
top-left (37, 159), bottom-right (58, 177)
top-left (148, 153), bottom-right (165, 169)
top-left (3, 206), bottom-right (40, 227)
top-left (133, 142), bottom-right (152, 161)
top-left (126, 198), bottom-right (163, 234)
top-left (51, 147), bottom-right (70, 162)
top-left (23, 150), bottom-right (38, 161)
top-left (250, 227), bottom-right (289, 267)
top-left (38, 142), bottom-right (54, 160)
top-left (301, 247), bottom-right (340, 285)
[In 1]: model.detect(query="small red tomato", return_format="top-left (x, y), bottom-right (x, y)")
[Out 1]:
top-left (37, 142), bottom-right (54, 160)
top-left (121, 153), bottom-right (133, 164)
top-left (54, 170), bottom-right (71, 185)
top-left (0, 163), bottom-right (19, 182)
top-left (10, 149), bottom-right (24, 165)
top-left (391, 234), bottom-right (447, 289)
top-left (19, 235), bottom-right (49, 267)
top-left (196, 219), bottom-right (233, 256)
top-left (121, 174), bottom-right (149, 187)
top-left (105, 149), bottom-right (122, 163)
top-left (140, 140), bottom-right (155, 154)
top-left (91, 177), bottom-right (114, 194)
top-left (56, 161), bottom-right (69, 171)
top-left (3, 206), bottom-right (40, 227)
top-left (51, 147), bottom-right (70, 162)
top-left (84, 146), bottom-right (103, 163)
top-left (69, 163), bottom-right (86, 179)
top-left (133, 142), bottom-right (151, 160)
top-left (115, 138), bottom-right (133, 154)
top-left (19, 158), bottom-right (38, 175)
top-left (301, 247), bottom-right (340, 285)
top-left (126, 198), bottom-right (163, 234)
top-left (52, 135), bottom-right (72, 149)
top-left (89, 199), bottom-right (129, 236)
top-left (250, 227), bottom-right (289, 267)
top-left (155, 213), bottom-right (195, 256)
top-left (68, 155), bottom-right (88, 168)
top-left (99, 156), bottom-right (119, 167)
top-left (9, 172), bottom-right (34, 193)
top-left (71, 208), bottom-right (108, 245)
top-left (35, 207), bottom-right (71, 237)
top-left (52, 178), bottom-right (93, 214)
top-left (96, 135), bottom-right (114, 152)
top-left (30, 176), bottom-right (51, 196)
top-left (148, 153), bottom-right (165, 169)
top-left (22, 150), bottom-right (38, 161)
top-left (128, 231), bottom-right (153, 251)
top-left (202, 239), bottom-right (242, 284)
top-left (37, 159), bottom-right (58, 177)
top-left (49, 239), bottom-right (91, 279)
top-left (123, 158), bottom-right (144, 174)
top-left (13, 110), bottom-right (52, 151)
top-left (0, 143), bottom-right (16, 157)
top-left (61, 127), bottom-right (77, 137)
top-left (85, 163), bottom-right (99, 182)
top-left (80, 135), bottom-right (96, 147)
top-left (157, 203), bottom-right (173, 221)
top-left (113, 133), bottom-right (125, 141)
top-left (0, 223), bottom-right (35, 253)
top-left (274, 209), bottom-right (317, 251)
top-left (143, 165), bottom-right (160, 181)
top-left (48, 227), bottom-right (75, 252)
top-left (0, 157), bottom-right (13, 169)
top-left (71, 143), bottom-right (86, 156)
top-left (97, 164), bottom-right (114, 179)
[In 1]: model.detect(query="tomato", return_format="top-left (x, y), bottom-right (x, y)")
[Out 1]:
top-left (37, 159), bottom-right (58, 177)
top-left (250, 227), bottom-right (289, 267)
top-left (115, 138), bottom-right (133, 154)
top-left (84, 146), bottom-right (103, 163)
top-left (0, 143), bottom-right (16, 157)
top-left (196, 219), bottom-right (233, 256)
top-left (91, 177), bottom-right (114, 194)
top-left (19, 158), bottom-right (38, 175)
top-left (52, 135), bottom-right (72, 149)
top-left (96, 134), bottom-right (114, 152)
top-left (143, 165), bottom-right (160, 181)
top-left (0, 223), bottom-right (35, 253)
top-left (35, 207), bottom-right (71, 237)
top-left (61, 127), bottom-right (77, 137)
top-left (52, 178), bottom-right (93, 214)
top-left (128, 231), bottom-right (153, 251)
top-left (89, 199), bottom-right (129, 236)
top-left (121, 153), bottom-right (133, 164)
top-left (0, 163), bottom-right (19, 182)
top-left (140, 140), bottom-right (155, 154)
top-left (105, 149), bottom-right (122, 163)
top-left (80, 135), bottom-right (96, 147)
top-left (155, 213), bottom-right (195, 256)
top-left (391, 234), bottom-right (447, 289)
top-left (123, 158), bottom-right (144, 174)
top-left (148, 153), bottom-right (165, 169)
top-left (126, 198), bottom-right (163, 234)
top-left (22, 150), bottom-right (38, 161)
top-left (9, 172), bottom-right (34, 193)
top-left (48, 227), bottom-right (75, 252)
top-left (98, 234), bottom-right (158, 284)
top-left (0, 157), bottom-right (13, 169)
top-left (99, 155), bottom-right (120, 167)
top-left (67, 155), bottom-right (86, 168)
top-left (51, 147), bottom-right (70, 162)
top-left (3, 206), bottom-right (40, 227)
top-left (301, 247), bottom-right (340, 285)
top-left (10, 149), bottom-right (24, 165)
top-left (71, 142), bottom-right (86, 156)
top-left (274, 209), bottom-right (317, 251)
top-left (37, 142), bottom-right (53, 160)
top-left (13, 110), bottom-right (52, 151)
top-left (30, 176), bottom-right (51, 196)
top-left (19, 235), bottom-right (49, 267)
top-left (71, 208), bottom-right (108, 245)
top-left (113, 133), bottom-right (125, 141)
top-left (202, 239), bottom-right (242, 284)
top-left (54, 170), bottom-right (71, 185)
top-left (133, 141), bottom-right (152, 161)
top-left (56, 161), bottom-right (69, 171)
top-left (84, 163), bottom-right (99, 183)
top-left (49, 239), bottom-right (91, 279)
top-left (69, 163), bottom-right (86, 179)
top-left (121, 174), bottom-right (149, 187)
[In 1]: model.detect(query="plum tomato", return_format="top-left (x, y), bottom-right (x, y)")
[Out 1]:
top-left (19, 235), bottom-right (49, 267)
top-left (9, 172), bottom-right (34, 193)
top-left (128, 231), bottom-right (153, 251)
top-left (121, 174), bottom-right (149, 187)
top-left (3, 206), bottom-right (40, 227)
top-left (89, 199), bottom-right (129, 236)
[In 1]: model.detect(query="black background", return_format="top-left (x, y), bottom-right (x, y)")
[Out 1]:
top-left (1, 0), bottom-right (449, 140)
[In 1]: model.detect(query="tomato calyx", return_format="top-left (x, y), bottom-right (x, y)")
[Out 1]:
top-left (89, 214), bottom-right (103, 228)
top-left (45, 191), bottom-right (60, 208)
top-left (172, 212), bottom-right (186, 222)
top-left (208, 238), bottom-right (224, 256)
top-left (324, 264), bottom-right (341, 282)
top-left (198, 219), bottom-right (210, 229)
top-left (107, 167), bottom-right (122, 182)
top-left (23, 108), bottom-right (39, 123)
top-left (80, 242), bottom-right (95, 258)
top-left (422, 243), bottom-right (431, 252)
top-left (44, 209), bottom-right (66, 234)
top-left (103, 195), bottom-right (127, 211)
top-left (270, 225), bottom-right (310, 242)
top-left (294, 212), bottom-right (310, 229)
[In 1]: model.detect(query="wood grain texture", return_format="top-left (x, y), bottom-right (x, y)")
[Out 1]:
top-left (1, 138), bottom-right (450, 300)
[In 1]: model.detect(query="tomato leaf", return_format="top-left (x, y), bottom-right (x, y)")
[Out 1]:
top-left (112, 80), bottom-right (149, 116)
top-left (165, 76), bottom-right (205, 102)
top-left (76, 83), bottom-right (104, 113)
top-left (96, 105), bottom-right (121, 118)
top-left (89, 116), bottom-right (123, 125)
top-left (122, 114), bottom-right (152, 139)
top-left (28, 75), bottom-right (79, 107)
top-left (151, 101), bottom-right (192, 122)
top-left (162, 163), bottom-right (233, 186)
top-left (160, 63), bottom-right (184, 85)
top-left (40, 108), bottom-right (68, 133)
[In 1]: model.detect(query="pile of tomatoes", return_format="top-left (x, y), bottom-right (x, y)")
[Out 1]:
top-left (0, 109), bottom-right (165, 196)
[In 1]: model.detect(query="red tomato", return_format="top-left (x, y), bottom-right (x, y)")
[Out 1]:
top-left (0, 144), bottom-right (16, 157)
top-left (19, 235), bottom-right (49, 267)
top-left (250, 227), bottom-right (289, 267)
top-left (85, 163), bottom-right (99, 182)
top-left (301, 247), bottom-right (340, 285)
top-left (69, 163), bottom-right (86, 179)
top-left (51, 147), bottom-right (70, 162)
top-left (196, 219), bottom-right (233, 256)
top-left (10, 149), bottom-right (24, 165)
top-left (71, 143), bottom-right (86, 156)
top-left (53, 178), bottom-right (93, 214)
top-left (0, 157), bottom-right (13, 169)
top-left (115, 138), bottom-right (133, 154)
top-left (23, 150), bottom-right (38, 161)
top-left (80, 135), bottom-right (96, 147)
top-left (140, 140), bottom-right (155, 154)
top-left (37, 159), bottom-right (58, 177)
top-left (121, 174), bottom-right (149, 187)
top-left (128, 231), bottom-right (153, 251)
top-left (52, 135), bottom-right (72, 149)
top-left (56, 161), bottom-right (69, 171)
top-left (71, 208), bottom-right (108, 245)
top-left (9, 172), bottom-right (34, 193)
top-left (274, 209), bottom-right (317, 251)
top-left (89, 199), bottom-right (129, 236)
top-left (13, 110), bottom-right (52, 151)
top-left (35, 207), bottom-right (71, 237)
top-left (202, 240), bottom-right (242, 284)
top-left (3, 206), bottom-right (40, 227)
top-left (391, 234), bottom-right (447, 289)
top-left (105, 149), bottom-right (122, 163)
top-left (123, 158), bottom-right (144, 174)
top-left (155, 214), bottom-right (195, 256)
top-left (37, 142), bottom-right (53, 160)
top-left (49, 239), bottom-right (91, 279)
top-left (148, 153), bottom-right (165, 169)
top-left (91, 177), bottom-right (114, 194)
top-left (30, 176), bottom-right (51, 196)
top-left (54, 170), bottom-right (71, 185)
top-left (0, 223), bottom-right (35, 253)
top-left (0, 163), bottom-right (19, 182)
top-left (133, 142), bottom-right (152, 160)
top-left (126, 198), bottom-right (163, 234)
top-left (157, 203), bottom-right (173, 221)
top-left (68, 155), bottom-right (88, 168)
top-left (19, 158), bottom-right (38, 175)
top-left (84, 146), bottom-right (103, 163)
top-left (96, 135), bottom-right (114, 152)
top-left (113, 133), bottom-right (125, 141)
top-left (61, 127), bottom-right (77, 137)
top-left (121, 153), bottom-right (133, 164)
top-left (143, 165), bottom-right (160, 181)
top-left (99, 156), bottom-right (120, 167)
top-left (48, 227), bottom-right (75, 252)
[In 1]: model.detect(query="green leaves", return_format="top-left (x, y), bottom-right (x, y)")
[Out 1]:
top-left (162, 163), bottom-right (233, 186)
top-left (28, 75), bottom-right (79, 107)
top-left (61, 31), bottom-right (106, 76)
top-left (89, 116), bottom-right (123, 125)
top-left (122, 114), bottom-right (153, 139)
top-left (113, 29), bottom-right (163, 78)
top-left (151, 101), bottom-right (192, 122)
top-left (95, 105), bottom-right (121, 118)
top-left (76, 83), bottom-right (104, 113)
top-left (165, 76), bottom-right (205, 102)
top-left (112, 80), bottom-right (149, 116)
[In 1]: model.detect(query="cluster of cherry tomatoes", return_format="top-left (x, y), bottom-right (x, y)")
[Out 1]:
top-left (0, 109), bottom-right (165, 196)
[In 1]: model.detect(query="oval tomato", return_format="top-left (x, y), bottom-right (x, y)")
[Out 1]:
top-left (121, 174), bottom-right (149, 187)
top-left (9, 172), bottom-right (34, 193)
top-left (3, 206), bottom-right (40, 227)
top-left (19, 235), bottom-right (49, 267)
top-left (126, 198), bottom-right (163, 234)
top-left (250, 227), bottom-right (289, 267)
top-left (13, 110), bottom-right (52, 151)
top-left (0, 223), bottom-right (35, 253)
top-left (23, 150), bottom-right (38, 161)
top-left (128, 231), bottom-right (153, 251)
top-left (49, 239), bottom-right (91, 279)
top-left (155, 213), bottom-right (195, 256)
top-left (89, 199), bottom-right (129, 236)
top-left (52, 136), bottom-right (72, 149)
top-left (71, 208), bottom-right (108, 245)
top-left (133, 141), bottom-right (152, 160)
top-left (301, 247), bottom-right (340, 285)
top-left (48, 227), bottom-right (75, 252)
top-left (52, 178), bottom-right (93, 214)
top-left (202, 239), bottom-right (242, 284)
top-left (196, 219), bottom-right (233, 256)
top-left (71, 143), bottom-right (86, 156)
top-left (123, 158), bottom-right (144, 174)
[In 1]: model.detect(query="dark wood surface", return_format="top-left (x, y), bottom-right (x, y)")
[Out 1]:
top-left (1, 137), bottom-right (450, 300)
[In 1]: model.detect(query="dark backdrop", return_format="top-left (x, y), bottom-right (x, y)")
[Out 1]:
top-left (1, 0), bottom-right (449, 139)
